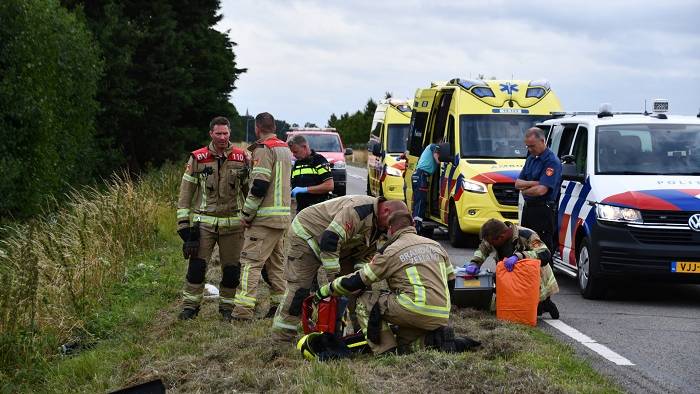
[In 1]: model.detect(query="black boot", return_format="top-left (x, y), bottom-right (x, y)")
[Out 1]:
top-left (265, 305), bottom-right (278, 319)
top-left (454, 336), bottom-right (481, 352)
top-left (541, 297), bottom-right (560, 319)
top-left (425, 326), bottom-right (456, 353)
top-left (178, 306), bottom-right (200, 320)
top-left (220, 308), bottom-right (233, 322)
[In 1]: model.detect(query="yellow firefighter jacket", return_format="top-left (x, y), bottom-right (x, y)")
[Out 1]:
top-left (177, 142), bottom-right (249, 231)
top-left (241, 135), bottom-right (293, 229)
top-left (334, 226), bottom-right (455, 320)
top-left (290, 195), bottom-right (382, 274)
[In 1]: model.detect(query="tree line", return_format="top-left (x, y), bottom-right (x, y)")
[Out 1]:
top-left (0, 0), bottom-right (245, 218)
top-left (328, 98), bottom-right (377, 146)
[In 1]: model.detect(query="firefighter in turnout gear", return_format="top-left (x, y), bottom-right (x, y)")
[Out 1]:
top-left (465, 218), bottom-right (560, 318)
top-left (232, 112), bottom-right (292, 320)
top-left (315, 211), bottom-right (480, 354)
top-left (177, 116), bottom-right (249, 321)
top-left (271, 196), bottom-right (405, 341)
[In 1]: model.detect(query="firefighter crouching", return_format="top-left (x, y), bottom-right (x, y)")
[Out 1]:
top-left (177, 116), bottom-right (249, 321)
top-left (465, 218), bottom-right (560, 318)
top-left (314, 211), bottom-right (481, 354)
top-left (271, 196), bottom-right (405, 341)
top-left (232, 112), bottom-right (292, 320)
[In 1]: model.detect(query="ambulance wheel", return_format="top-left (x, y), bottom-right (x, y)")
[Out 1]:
top-left (577, 238), bottom-right (606, 299)
top-left (448, 203), bottom-right (469, 248)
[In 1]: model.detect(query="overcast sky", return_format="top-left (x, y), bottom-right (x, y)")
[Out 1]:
top-left (216, 0), bottom-right (700, 127)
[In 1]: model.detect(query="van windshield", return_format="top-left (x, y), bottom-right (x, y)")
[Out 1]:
top-left (386, 124), bottom-right (409, 153)
top-left (459, 115), bottom-right (551, 158)
top-left (303, 134), bottom-right (342, 152)
top-left (596, 124), bottom-right (700, 175)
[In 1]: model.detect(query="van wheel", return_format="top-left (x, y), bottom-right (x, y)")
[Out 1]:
top-left (578, 238), bottom-right (606, 299)
top-left (448, 203), bottom-right (470, 248)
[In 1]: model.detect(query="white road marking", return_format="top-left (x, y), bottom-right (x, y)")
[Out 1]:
top-left (543, 319), bottom-right (635, 366)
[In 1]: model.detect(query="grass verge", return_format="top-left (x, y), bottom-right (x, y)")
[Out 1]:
top-left (1, 163), bottom-right (620, 393)
top-left (6, 240), bottom-right (621, 393)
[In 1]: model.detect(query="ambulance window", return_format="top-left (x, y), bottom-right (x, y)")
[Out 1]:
top-left (572, 127), bottom-right (588, 174)
top-left (557, 124), bottom-right (578, 158)
top-left (536, 125), bottom-right (553, 146)
top-left (432, 92), bottom-right (452, 143)
top-left (408, 112), bottom-right (428, 155)
top-left (448, 115), bottom-right (455, 156)
top-left (372, 122), bottom-right (382, 138)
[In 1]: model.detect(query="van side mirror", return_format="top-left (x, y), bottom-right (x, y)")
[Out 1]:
top-left (345, 148), bottom-right (353, 156)
top-left (371, 142), bottom-right (382, 157)
top-left (561, 156), bottom-right (584, 182)
top-left (437, 143), bottom-right (452, 163)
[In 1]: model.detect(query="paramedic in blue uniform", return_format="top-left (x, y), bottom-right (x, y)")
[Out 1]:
top-left (411, 143), bottom-right (440, 233)
top-left (515, 127), bottom-right (562, 262)
top-left (288, 134), bottom-right (334, 213)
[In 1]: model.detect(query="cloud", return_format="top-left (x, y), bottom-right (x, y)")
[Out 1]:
top-left (217, 0), bottom-right (700, 126)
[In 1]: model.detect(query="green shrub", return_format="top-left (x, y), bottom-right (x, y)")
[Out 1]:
top-left (0, 0), bottom-right (102, 218)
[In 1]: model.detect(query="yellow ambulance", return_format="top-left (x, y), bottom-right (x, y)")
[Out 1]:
top-left (404, 79), bottom-right (562, 246)
top-left (366, 98), bottom-right (412, 200)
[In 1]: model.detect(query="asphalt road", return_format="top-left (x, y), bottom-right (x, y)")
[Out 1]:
top-left (346, 165), bottom-right (700, 394)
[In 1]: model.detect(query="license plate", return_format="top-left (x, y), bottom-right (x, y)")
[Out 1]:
top-left (671, 261), bottom-right (700, 273)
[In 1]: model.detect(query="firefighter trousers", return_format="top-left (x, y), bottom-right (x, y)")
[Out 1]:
top-left (539, 263), bottom-right (560, 301)
top-left (271, 234), bottom-right (363, 341)
top-left (182, 225), bottom-right (243, 311)
top-left (232, 225), bottom-right (286, 319)
top-left (355, 290), bottom-right (447, 354)
top-left (271, 235), bottom-right (320, 340)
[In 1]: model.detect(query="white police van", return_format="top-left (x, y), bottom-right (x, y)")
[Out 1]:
top-left (537, 100), bottom-right (700, 299)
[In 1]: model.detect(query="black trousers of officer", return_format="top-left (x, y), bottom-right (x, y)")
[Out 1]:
top-left (521, 201), bottom-right (556, 262)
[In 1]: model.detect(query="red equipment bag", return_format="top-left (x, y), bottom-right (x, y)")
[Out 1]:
top-left (301, 295), bottom-right (338, 334)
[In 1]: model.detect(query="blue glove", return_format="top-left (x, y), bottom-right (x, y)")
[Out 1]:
top-left (465, 262), bottom-right (480, 275)
top-left (504, 255), bottom-right (519, 272)
top-left (291, 186), bottom-right (308, 197)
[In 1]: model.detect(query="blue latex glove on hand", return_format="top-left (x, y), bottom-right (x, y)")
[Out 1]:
top-left (504, 255), bottom-right (519, 272)
top-left (465, 262), bottom-right (480, 275)
top-left (291, 186), bottom-right (308, 197)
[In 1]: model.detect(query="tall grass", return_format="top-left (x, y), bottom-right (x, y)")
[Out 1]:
top-left (0, 165), bottom-right (181, 376)
top-left (349, 148), bottom-right (368, 166)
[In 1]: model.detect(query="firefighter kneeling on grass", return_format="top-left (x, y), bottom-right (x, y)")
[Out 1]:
top-left (305, 210), bottom-right (481, 356)
top-left (177, 116), bottom-right (249, 321)
top-left (465, 218), bottom-right (560, 318)
top-left (271, 195), bottom-right (399, 341)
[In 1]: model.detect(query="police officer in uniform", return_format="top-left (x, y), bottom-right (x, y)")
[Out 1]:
top-left (288, 135), bottom-right (334, 213)
top-left (176, 116), bottom-right (249, 321)
top-left (232, 112), bottom-right (292, 320)
top-left (515, 127), bottom-right (562, 257)
top-left (270, 195), bottom-right (403, 342)
top-left (314, 210), bottom-right (480, 354)
top-left (464, 218), bottom-right (560, 318)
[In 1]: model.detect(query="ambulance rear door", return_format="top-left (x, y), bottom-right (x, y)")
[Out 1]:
top-left (405, 88), bottom-right (437, 209)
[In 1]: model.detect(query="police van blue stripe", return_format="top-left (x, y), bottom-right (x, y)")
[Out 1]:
top-left (568, 180), bottom-right (593, 239)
